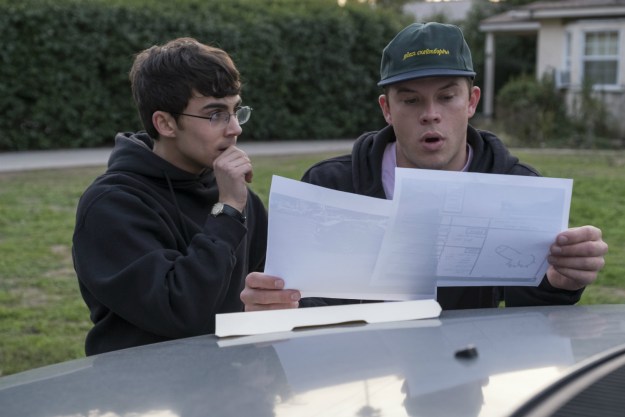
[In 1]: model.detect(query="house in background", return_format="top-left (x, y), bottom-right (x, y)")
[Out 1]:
top-left (480, 0), bottom-right (625, 135)
top-left (403, 0), bottom-right (475, 22)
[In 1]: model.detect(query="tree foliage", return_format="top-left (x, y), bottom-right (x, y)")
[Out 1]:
top-left (460, 0), bottom-right (537, 113)
top-left (0, 0), bottom-right (409, 150)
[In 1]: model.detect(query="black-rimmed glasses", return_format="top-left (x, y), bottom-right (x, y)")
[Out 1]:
top-left (171, 106), bottom-right (252, 127)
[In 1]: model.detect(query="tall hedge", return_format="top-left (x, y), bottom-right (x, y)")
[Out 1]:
top-left (0, 0), bottom-right (409, 150)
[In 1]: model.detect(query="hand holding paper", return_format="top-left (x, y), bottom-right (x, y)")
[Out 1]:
top-left (241, 272), bottom-right (301, 311)
top-left (546, 225), bottom-right (607, 290)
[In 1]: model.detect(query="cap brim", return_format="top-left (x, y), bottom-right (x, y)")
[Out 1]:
top-left (378, 69), bottom-right (476, 87)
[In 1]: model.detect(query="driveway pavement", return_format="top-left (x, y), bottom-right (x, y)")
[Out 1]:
top-left (0, 140), bottom-right (353, 173)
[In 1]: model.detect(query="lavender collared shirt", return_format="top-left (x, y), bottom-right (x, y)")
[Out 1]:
top-left (381, 142), bottom-right (473, 199)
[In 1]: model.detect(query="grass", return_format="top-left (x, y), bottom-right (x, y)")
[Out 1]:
top-left (513, 149), bottom-right (625, 304)
top-left (1, 149), bottom-right (624, 377)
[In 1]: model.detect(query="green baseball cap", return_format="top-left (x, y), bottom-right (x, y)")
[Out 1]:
top-left (378, 22), bottom-right (476, 87)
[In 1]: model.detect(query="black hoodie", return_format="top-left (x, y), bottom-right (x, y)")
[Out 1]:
top-left (72, 132), bottom-right (267, 355)
top-left (300, 125), bottom-right (583, 310)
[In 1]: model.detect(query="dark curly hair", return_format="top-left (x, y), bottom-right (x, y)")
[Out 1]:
top-left (129, 37), bottom-right (241, 138)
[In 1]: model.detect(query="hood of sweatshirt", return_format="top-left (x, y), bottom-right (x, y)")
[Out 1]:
top-left (100, 132), bottom-right (220, 243)
top-left (107, 132), bottom-right (216, 186)
top-left (350, 124), bottom-right (533, 197)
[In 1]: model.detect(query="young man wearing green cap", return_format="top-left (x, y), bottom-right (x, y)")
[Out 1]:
top-left (241, 22), bottom-right (608, 311)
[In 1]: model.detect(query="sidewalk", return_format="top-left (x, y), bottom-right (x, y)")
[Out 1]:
top-left (0, 140), bottom-right (354, 173)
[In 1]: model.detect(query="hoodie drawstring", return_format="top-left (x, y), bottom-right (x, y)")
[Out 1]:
top-left (164, 171), bottom-right (191, 244)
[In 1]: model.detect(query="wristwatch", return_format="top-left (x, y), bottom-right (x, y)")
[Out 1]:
top-left (211, 202), bottom-right (246, 224)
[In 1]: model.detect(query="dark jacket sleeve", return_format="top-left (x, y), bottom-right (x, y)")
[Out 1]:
top-left (73, 187), bottom-right (247, 339)
top-left (301, 155), bottom-right (355, 193)
top-left (503, 278), bottom-right (584, 307)
top-left (246, 191), bottom-right (268, 274)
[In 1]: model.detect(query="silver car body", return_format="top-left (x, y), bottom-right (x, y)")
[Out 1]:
top-left (1, 304), bottom-right (625, 417)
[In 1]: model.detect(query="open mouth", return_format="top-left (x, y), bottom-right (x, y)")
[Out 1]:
top-left (424, 136), bottom-right (441, 143)
top-left (419, 133), bottom-right (445, 151)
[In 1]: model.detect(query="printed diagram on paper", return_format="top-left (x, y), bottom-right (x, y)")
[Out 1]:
top-left (265, 170), bottom-right (572, 301)
top-left (372, 169), bottom-right (572, 287)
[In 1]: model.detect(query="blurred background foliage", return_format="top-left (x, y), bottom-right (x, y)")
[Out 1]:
top-left (0, 0), bottom-right (619, 151)
top-left (0, 0), bottom-right (410, 150)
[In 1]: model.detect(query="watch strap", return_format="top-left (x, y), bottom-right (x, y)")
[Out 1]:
top-left (212, 203), bottom-right (246, 224)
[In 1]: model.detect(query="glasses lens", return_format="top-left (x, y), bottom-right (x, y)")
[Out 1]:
top-left (236, 106), bottom-right (252, 125)
top-left (210, 112), bottom-right (229, 126)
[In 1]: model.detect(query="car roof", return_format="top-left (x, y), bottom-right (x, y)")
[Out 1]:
top-left (1, 304), bottom-right (625, 417)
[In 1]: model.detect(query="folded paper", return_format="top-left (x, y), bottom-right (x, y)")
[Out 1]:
top-left (215, 299), bottom-right (442, 337)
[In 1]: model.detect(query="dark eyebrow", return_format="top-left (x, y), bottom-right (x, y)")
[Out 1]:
top-left (199, 100), bottom-right (242, 112)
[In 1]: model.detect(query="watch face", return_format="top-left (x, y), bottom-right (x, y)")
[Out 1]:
top-left (211, 203), bottom-right (224, 216)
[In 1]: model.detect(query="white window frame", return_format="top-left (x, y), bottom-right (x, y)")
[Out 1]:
top-left (581, 29), bottom-right (620, 90)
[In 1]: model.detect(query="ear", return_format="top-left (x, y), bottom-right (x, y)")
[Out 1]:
top-left (467, 86), bottom-right (481, 118)
top-left (378, 94), bottom-right (393, 125)
top-left (152, 111), bottom-right (177, 139)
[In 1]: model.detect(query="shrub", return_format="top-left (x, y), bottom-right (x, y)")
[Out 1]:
top-left (0, 0), bottom-right (409, 150)
top-left (495, 71), bottom-right (621, 148)
top-left (568, 80), bottom-right (619, 148)
top-left (495, 73), bottom-right (569, 147)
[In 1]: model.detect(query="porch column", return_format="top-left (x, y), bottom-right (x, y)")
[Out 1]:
top-left (482, 31), bottom-right (495, 118)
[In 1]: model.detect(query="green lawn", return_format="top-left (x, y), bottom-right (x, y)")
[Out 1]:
top-left (1, 149), bottom-right (623, 377)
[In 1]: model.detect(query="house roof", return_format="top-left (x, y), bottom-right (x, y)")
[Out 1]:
top-left (480, 0), bottom-right (625, 33)
top-left (524, 0), bottom-right (625, 11)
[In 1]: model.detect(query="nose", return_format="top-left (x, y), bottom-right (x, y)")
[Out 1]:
top-left (420, 101), bottom-right (441, 125)
top-left (225, 114), bottom-right (243, 136)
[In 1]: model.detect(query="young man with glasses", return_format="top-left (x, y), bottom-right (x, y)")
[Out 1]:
top-left (73, 37), bottom-right (267, 355)
top-left (241, 23), bottom-right (608, 311)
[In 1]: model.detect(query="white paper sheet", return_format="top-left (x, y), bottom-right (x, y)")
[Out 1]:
top-left (265, 171), bottom-right (572, 300)
top-left (264, 175), bottom-right (412, 299)
top-left (373, 168), bottom-right (573, 287)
